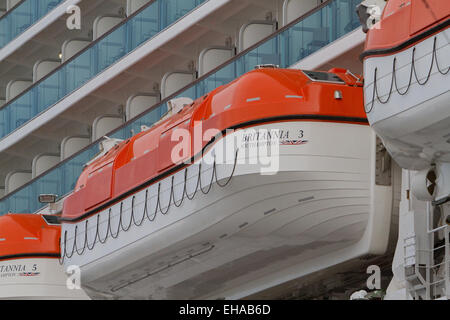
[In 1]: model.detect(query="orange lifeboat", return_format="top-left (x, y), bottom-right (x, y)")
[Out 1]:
top-left (360, 0), bottom-right (450, 170)
top-left (0, 213), bottom-right (88, 299)
top-left (60, 67), bottom-right (394, 299)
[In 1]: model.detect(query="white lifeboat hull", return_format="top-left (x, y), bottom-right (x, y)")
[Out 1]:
top-left (363, 28), bottom-right (450, 170)
top-left (61, 121), bottom-right (393, 299)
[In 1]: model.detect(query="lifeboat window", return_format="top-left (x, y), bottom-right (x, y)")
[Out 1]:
top-left (42, 215), bottom-right (61, 225)
top-left (302, 70), bottom-right (345, 84)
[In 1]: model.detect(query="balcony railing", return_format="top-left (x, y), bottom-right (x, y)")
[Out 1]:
top-left (0, 0), bottom-right (207, 140)
top-left (0, 0), bottom-right (65, 49)
top-left (0, 0), bottom-right (362, 215)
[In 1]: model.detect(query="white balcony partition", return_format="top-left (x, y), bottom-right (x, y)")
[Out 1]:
top-left (60, 135), bottom-right (90, 160)
top-left (0, 98), bottom-right (4, 107)
top-left (161, 71), bottom-right (196, 100)
top-left (92, 115), bottom-right (123, 141)
top-left (282, 0), bottom-right (321, 26)
top-left (31, 153), bottom-right (60, 178)
top-left (238, 21), bottom-right (277, 52)
top-left (6, 0), bottom-right (20, 10)
top-left (61, 38), bottom-right (91, 63)
top-left (33, 59), bottom-right (60, 82)
top-left (0, 187), bottom-right (4, 198)
top-left (93, 15), bottom-right (124, 40)
top-left (126, 0), bottom-right (149, 16)
top-left (198, 47), bottom-right (234, 77)
top-left (126, 93), bottom-right (160, 121)
top-left (5, 79), bottom-right (32, 101)
top-left (5, 170), bottom-right (31, 194)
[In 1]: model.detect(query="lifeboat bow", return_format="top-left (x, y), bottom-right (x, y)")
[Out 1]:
top-left (0, 213), bottom-right (88, 299)
top-left (60, 67), bottom-right (394, 299)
